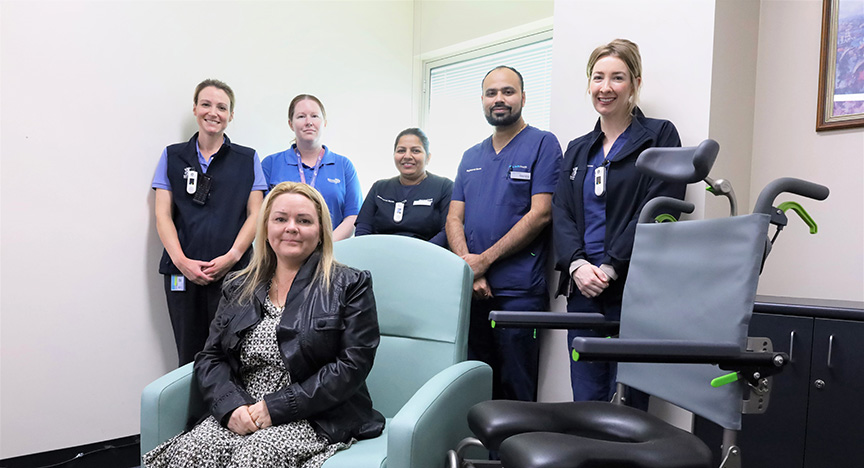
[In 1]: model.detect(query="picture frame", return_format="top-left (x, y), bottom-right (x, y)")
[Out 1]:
top-left (817, 0), bottom-right (864, 131)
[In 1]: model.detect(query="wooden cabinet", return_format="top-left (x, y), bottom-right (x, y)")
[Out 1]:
top-left (694, 296), bottom-right (864, 467)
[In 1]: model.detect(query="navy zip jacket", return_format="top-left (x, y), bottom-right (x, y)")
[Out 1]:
top-left (553, 108), bottom-right (685, 297)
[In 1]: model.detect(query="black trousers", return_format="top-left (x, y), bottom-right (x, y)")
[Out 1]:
top-left (163, 275), bottom-right (224, 366)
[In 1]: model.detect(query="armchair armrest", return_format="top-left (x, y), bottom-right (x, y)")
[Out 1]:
top-left (489, 311), bottom-right (619, 333)
top-left (387, 361), bottom-right (492, 468)
top-left (140, 363), bottom-right (206, 458)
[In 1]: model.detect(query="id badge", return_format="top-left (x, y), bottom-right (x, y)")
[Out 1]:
top-left (393, 202), bottom-right (405, 223)
top-left (184, 168), bottom-right (198, 195)
top-left (510, 171), bottom-right (531, 181)
top-left (170, 274), bottom-right (186, 292)
top-left (594, 165), bottom-right (606, 197)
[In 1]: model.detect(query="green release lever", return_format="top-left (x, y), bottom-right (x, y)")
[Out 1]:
top-left (711, 372), bottom-right (740, 388)
top-left (654, 213), bottom-right (678, 223)
top-left (777, 201), bottom-right (818, 234)
top-left (491, 320), bottom-right (496, 329)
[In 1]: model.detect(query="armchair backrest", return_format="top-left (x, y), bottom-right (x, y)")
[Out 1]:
top-left (333, 235), bottom-right (473, 418)
top-left (618, 214), bottom-right (770, 430)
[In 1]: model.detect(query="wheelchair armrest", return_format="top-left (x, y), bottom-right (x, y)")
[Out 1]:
top-left (388, 361), bottom-right (492, 468)
top-left (572, 337), bottom-right (741, 364)
top-left (572, 337), bottom-right (788, 370)
top-left (489, 311), bottom-right (619, 332)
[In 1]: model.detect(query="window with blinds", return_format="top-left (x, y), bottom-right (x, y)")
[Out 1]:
top-left (421, 34), bottom-right (553, 180)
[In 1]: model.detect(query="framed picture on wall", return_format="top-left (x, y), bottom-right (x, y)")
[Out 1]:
top-left (817, 0), bottom-right (864, 131)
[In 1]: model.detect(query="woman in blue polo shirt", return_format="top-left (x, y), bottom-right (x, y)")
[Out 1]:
top-left (552, 39), bottom-right (686, 405)
top-left (355, 128), bottom-right (453, 247)
top-left (262, 94), bottom-right (362, 241)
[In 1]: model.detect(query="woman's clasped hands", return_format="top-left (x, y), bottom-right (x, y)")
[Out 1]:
top-left (572, 264), bottom-right (610, 298)
top-left (227, 401), bottom-right (272, 435)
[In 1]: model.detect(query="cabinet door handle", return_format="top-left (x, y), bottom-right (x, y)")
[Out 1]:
top-left (827, 334), bottom-right (835, 368)
top-left (789, 330), bottom-right (796, 363)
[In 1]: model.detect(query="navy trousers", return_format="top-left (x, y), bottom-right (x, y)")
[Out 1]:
top-left (567, 291), bottom-right (649, 410)
top-left (468, 294), bottom-right (548, 401)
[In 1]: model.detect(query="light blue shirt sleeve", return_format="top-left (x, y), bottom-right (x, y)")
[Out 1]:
top-left (151, 148), bottom-right (171, 190)
top-left (342, 158), bottom-right (363, 217)
top-left (252, 151), bottom-right (267, 191)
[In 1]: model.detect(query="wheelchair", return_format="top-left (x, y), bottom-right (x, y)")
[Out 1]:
top-left (448, 139), bottom-right (829, 468)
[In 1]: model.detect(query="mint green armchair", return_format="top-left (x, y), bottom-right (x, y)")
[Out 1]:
top-left (141, 235), bottom-right (492, 468)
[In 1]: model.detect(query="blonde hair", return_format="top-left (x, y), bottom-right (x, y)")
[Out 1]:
top-left (586, 39), bottom-right (642, 114)
top-left (229, 182), bottom-right (335, 303)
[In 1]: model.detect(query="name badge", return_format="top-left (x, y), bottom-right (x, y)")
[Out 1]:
top-left (393, 202), bottom-right (405, 223)
top-left (594, 165), bottom-right (606, 197)
top-left (170, 275), bottom-right (186, 292)
top-left (413, 198), bottom-right (433, 206)
top-left (510, 171), bottom-right (531, 181)
top-left (183, 167), bottom-right (198, 195)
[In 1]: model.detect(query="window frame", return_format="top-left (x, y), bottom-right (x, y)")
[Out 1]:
top-left (419, 28), bottom-right (554, 130)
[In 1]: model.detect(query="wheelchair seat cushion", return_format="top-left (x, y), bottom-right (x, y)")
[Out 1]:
top-left (470, 400), bottom-right (711, 468)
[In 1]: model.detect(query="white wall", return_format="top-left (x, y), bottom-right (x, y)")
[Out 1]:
top-left (752, 0), bottom-right (864, 302)
top-left (0, 0), bottom-right (414, 458)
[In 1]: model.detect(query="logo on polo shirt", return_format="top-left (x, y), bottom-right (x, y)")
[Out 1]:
top-left (328, 178), bottom-right (341, 184)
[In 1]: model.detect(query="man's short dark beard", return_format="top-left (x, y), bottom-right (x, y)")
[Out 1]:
top-left (485, 108), bottom-right (522, 127)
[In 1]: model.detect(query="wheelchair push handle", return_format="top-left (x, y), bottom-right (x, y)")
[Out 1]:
top-left (754, 177), bottom-right (829, 215)
top-left (638, 197), bottom-right (695, 224)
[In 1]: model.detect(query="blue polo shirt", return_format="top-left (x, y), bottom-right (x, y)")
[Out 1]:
top-left (261, 145), bottom-right (363, 229)
top-left (152, 137), bottom-right (267, 191)
top-left (453, 125), bottom-right (562, 296)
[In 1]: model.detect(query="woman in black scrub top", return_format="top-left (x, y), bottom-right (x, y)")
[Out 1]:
top-left (355, 128), bottom-right (453, 247)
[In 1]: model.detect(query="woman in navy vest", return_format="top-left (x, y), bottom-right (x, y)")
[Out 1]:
top-left (261, 95), bottom-right (363, 242)
top-left (552, 40), bottom-right (686, 405)
top-left (152, 79), bottom-right (267, 366)
top-left (354, 128), bottom-right (453, 247)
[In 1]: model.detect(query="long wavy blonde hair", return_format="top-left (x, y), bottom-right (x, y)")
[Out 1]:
top-left (228, 182), bottom-right (335, 304)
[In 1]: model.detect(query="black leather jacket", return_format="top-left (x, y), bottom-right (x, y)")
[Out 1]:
top-left (194, 252), bottom-right (385, 443)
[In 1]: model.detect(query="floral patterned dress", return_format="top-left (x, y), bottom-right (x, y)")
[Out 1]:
top-left (143, 295), bottom-right (351, 468)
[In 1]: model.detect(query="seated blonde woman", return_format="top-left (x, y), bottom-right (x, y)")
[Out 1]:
top-left (144, 181), bottom-right (384, 468)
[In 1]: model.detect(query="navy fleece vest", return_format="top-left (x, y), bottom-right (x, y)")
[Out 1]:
top-left (158, 133), bottom-right (255, 275)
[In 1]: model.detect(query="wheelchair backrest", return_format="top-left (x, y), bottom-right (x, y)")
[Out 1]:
top-left (618, 213), bottom-right (770, 430)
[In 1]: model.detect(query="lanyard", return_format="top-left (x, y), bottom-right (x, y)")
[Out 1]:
top-left (295, 147), bottom-right (325, 188)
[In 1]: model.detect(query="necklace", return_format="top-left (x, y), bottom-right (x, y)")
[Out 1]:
top-left (271, 279), bottom-right (285, 310)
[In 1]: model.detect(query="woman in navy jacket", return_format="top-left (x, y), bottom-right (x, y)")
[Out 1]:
top-left (552, 39), bottom-right (686, 404)
top-left (354, 128), bottom-right (453, 247)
